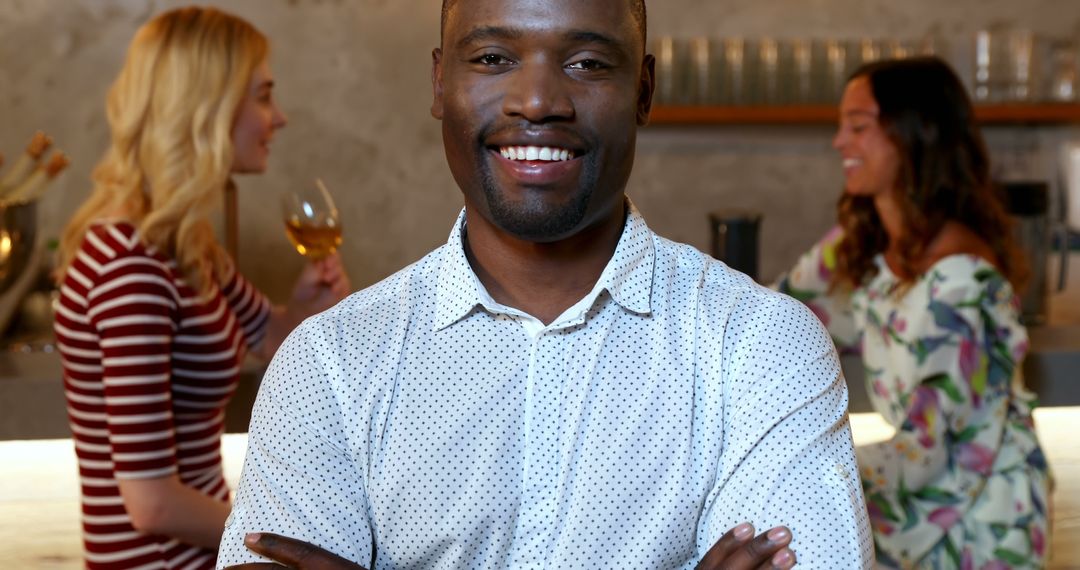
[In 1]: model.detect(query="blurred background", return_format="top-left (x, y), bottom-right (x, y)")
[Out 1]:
top-left (2, 1), bottom-right (1080, 568)
top-left (1, 0), bottom-right (1079, 303)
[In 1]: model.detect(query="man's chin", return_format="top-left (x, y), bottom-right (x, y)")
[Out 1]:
top-left (488, 206), bottom-right (588, 242)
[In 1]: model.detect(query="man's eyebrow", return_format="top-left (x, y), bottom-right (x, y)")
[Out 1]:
top-left (455, 27), bottom-right (627, 53)
top-left (456, 25), bottom-right (523, 49)
top-left (563, 29), bottom-right (623, 51)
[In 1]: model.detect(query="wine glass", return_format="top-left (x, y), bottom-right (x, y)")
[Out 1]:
top-left (281, 178), bottom-right (342, 260)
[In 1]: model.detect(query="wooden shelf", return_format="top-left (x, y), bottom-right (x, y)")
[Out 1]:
top-left (973, 103), bottom-right (1080, 123)
top-left (648, 103), bottom-right (1080, 126)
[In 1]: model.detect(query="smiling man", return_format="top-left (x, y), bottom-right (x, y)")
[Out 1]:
top-left (216, 0), bottom-right (873, 568)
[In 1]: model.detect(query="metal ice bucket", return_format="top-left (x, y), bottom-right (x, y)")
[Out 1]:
top-left (0, 201), bottom-right (37, 295)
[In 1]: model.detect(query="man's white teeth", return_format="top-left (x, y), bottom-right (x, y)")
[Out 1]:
top-left (843, 158), bottom-right (861, 168)
top-left (500, 146), bottom-right (573, 161)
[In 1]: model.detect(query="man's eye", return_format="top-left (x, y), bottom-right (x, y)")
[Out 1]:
top-left (567, 59), bottom-right (607, 71)
top-left (475, 53), bottom-right (512, 66)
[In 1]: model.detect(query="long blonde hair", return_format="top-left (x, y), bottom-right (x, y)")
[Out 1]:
top-left (58, 6), bottom-right (268, 295)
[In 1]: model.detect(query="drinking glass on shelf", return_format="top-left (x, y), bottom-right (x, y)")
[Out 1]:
top-left (1007, 28), bottom-right (1036, 101)
top-left (823, 38), bottom-right (848, 103)
top-left (885, 39), bottom-right (917, 60)
top-left (973, 28), bottom-right (997, 102)
top-left (281, 178), bottom-right (342, 260)
top-left (652, 36), bottom-right (694, 105)
top-left (789, 38), bottom-right (814, 104)
top-left (687, 36), bottom-right (717, 105)
top-left (1048, 40), bottom-right (1078, 101)
top-left (757, 37), bottom-right (781, 105)
top-left (721, 37), bottom-right (748, 105)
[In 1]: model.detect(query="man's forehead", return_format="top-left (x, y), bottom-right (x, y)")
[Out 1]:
top-left (442, 0), bottom-right (645, 42)
top-left (445, 0), bottom-right (637, 12)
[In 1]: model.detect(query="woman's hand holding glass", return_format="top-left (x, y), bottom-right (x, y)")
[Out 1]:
top-left (282, 179), bottom-right (350, 316)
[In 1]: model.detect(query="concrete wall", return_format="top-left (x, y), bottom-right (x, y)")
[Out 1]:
top-left (2, 0), bottom-right (1079, 301)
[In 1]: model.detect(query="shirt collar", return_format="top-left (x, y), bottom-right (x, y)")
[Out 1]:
top-left (434, 201), bottom-right (655, 331)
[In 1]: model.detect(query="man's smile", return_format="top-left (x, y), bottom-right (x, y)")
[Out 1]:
top-left (498, 145), bottom-right (575, 161)
top-left (489, 145), bottom-right (582, 185)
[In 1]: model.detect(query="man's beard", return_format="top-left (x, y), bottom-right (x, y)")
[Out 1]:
top-left (476, 157), bottom-right (598, 242)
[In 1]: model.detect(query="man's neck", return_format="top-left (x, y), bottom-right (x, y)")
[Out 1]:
top-left (462, 203), bottom-right (627, 325)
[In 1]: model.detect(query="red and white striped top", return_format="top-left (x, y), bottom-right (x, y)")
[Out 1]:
top-left (55, 221), bottom-right (270, 570)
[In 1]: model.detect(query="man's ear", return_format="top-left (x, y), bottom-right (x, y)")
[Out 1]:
top-left (636, 53), bottom-right (656, 126)
top-left (431, 48), bottom-right (445, 120)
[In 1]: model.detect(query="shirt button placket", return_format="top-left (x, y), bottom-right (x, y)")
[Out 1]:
top-left (510, 330), bottom-right (562, 569)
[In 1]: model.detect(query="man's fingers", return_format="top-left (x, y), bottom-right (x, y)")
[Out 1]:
top-left (697, 526), bottom-right (795, 570)
top-left (242, 533), bottom-right (366, 570)
top-left (725, 526), bottom-right (794, 570)
top-left (759, 547), bottom-right (796, 570)
top-left (696, 523), bottom-right (754, 569)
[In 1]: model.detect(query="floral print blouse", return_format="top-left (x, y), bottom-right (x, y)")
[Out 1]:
top-left (776, 228), bottom-right (1051, 569)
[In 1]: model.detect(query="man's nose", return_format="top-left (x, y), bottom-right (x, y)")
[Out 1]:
top-left (502, 61), bottom-right (575, 123)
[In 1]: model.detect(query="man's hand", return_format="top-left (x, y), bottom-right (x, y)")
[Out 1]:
top-left (696, 523), bottom-right (796, 570)
top-left (223, 533), bottom-right (368, 570)
top-left (223, 525), bottom-right (793, 570)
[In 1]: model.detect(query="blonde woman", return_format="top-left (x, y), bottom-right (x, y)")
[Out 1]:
top-left (53, 7), bottom-right (349, 569)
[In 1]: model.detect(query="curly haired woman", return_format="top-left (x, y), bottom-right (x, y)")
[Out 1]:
top-left (777, 57), bottom-right (1051, 569)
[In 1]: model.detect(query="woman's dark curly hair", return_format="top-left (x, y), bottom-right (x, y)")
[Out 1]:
top-left (832, 56), bottom-right (1026, 291)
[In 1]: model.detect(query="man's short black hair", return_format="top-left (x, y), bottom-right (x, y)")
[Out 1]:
top-left (440, 0), bottom-right (647, 47)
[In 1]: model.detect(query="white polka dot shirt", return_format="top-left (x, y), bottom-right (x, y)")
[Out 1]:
top-left (218, 204), bottom-right (874, 569)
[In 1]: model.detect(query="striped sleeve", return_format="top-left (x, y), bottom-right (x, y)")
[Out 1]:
top-left (220, 261), bottom-right (271, 351)
top-left (86, 243), bottom-right (181, 480)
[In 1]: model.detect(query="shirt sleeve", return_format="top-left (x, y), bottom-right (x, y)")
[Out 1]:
top-left (695, 294), bottom-right (874, 569)
top-left (855, 271), bottom-right (1021, 564)
top-left (772, 226), bottom-right (861, 353)
top-left (218, 321), bottom-right (374, 569)
top-left (219, 260), bottom-right (272, 352)
top-left (87, 251), bottom-right (180, 480)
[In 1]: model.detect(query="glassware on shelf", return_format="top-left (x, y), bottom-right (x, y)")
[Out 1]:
top-left (790, 38), bottom-right (815, 104)
top-left (858, 38), bottom-right (883, 66)
top-left (719, 37), bottom-right (747, 105)
top-left (918, 30), bottom-right (944, 57)
top-left (973, 28), bottom-right (994, 102)
top-left (973, 24), bottom-right (1039, 103)
top-left (1047, 40), bottom-right (1077, 102)
top-left (757, 37), bottom-right (781, 105)
top-left (823, 38), bottom-right (848, 104)
top-left (649, 27), bottom-right (1080, 108)
top-left (652, 36), bottom-right (679, 106)
top-left (973, 24), bottom-right (1019, 102)
top-left (885, 39), bottom-right (918, 60)
top-left (686, 36), bottom-right (715, 105)
top-left (1008, 28), bottom-right (1037, 101)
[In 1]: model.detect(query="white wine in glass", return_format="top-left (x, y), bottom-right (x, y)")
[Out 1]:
top-left (282, 178), bottom-right (342, 260)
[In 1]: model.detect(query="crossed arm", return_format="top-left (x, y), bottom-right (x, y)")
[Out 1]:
top-left (227, 523), bottom-right (799, 570)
